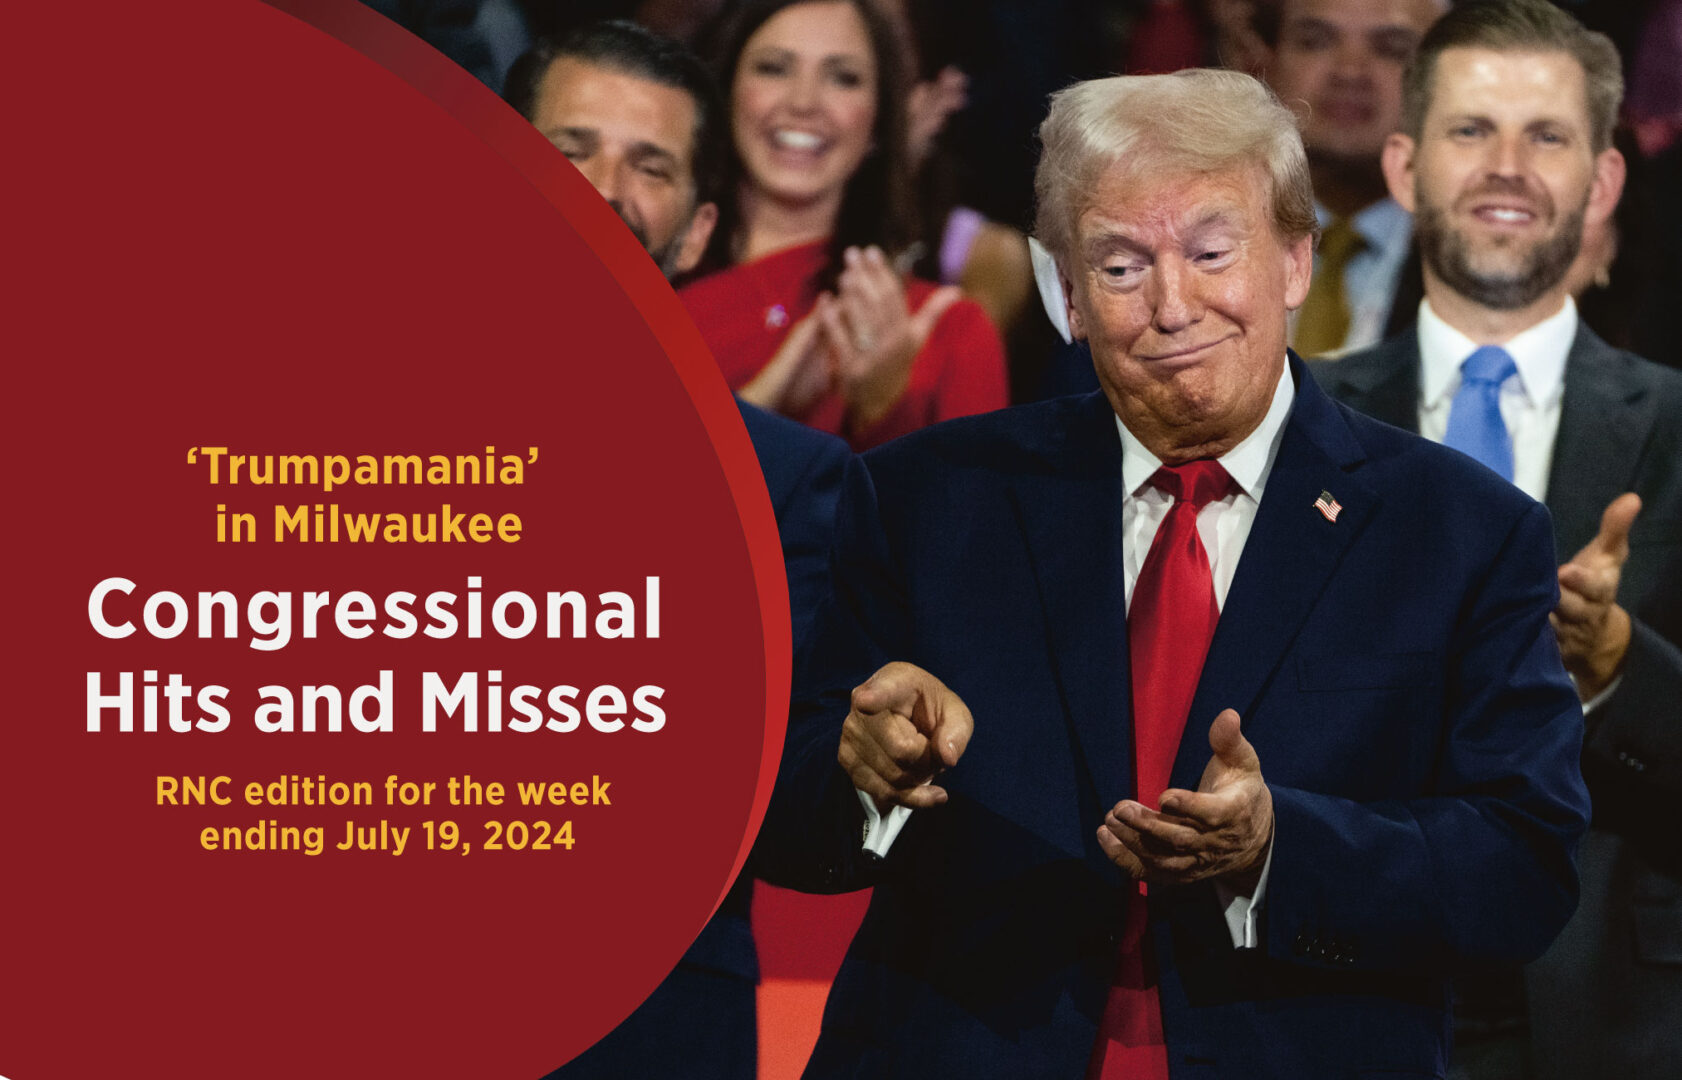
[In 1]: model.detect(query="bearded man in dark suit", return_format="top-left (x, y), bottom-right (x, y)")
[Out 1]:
top-left (510, 22), bottom-right (851, 1079)
top-left (1312, 3), bottom-right (1682, 1078)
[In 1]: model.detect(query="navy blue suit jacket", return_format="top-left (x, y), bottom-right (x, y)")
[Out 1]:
top-left (1314, 327), bottom-right (1682, 1078)
top-left (761, 357), bottom-right (1590, 1079)
top-left (551, 402), bottom-right (849, 1080)
top-left (738, 401), bottom-right (854, 662)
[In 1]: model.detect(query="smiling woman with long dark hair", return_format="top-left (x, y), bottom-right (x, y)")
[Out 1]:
top-left (680, 0), bottom-right (1007, 449)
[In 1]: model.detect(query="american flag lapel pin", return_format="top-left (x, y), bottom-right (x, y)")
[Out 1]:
top-left (1314, 490), bottom-right (1342, 523)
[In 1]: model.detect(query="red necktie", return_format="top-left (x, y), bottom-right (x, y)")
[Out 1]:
top-left (1090, 460), bottom-right (1234, 1080)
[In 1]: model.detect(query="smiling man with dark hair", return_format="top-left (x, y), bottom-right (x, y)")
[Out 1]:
top-left (505, 20), bottom-right (723, 279)
top-left (509, 22), bottom-right (851, 1080)
top-left (1259, 0), bottom-right (1449, 356)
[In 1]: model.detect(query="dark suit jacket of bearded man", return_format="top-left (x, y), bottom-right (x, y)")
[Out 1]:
top-left (551, 401), bottom-right (851, 1080)
top-left (1314, 326), bottom-right (1682, 1080)
top-left (757, 354), bottom-right (1591, 1080)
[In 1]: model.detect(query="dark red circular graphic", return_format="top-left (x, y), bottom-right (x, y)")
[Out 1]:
top-left (2, 2), bottom-right (789, 1078)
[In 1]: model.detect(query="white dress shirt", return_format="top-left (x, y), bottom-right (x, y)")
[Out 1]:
top-left (1414, 296), bottom-right (1617, 709)
top-left (860, 363), bottom-right (1298, 950)
top-left (1416, 296), bottom-right (1575, 502)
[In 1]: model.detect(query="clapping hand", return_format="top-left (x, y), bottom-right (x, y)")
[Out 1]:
top-left (1098, 709), bottom-right (1274, 893)
top-left (1553, 492), bottom-right (1640, 701)
top-left (820, 246), bottom-right (963, 434)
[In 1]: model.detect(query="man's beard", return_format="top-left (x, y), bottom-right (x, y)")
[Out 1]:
top-left (649, 233), bottom-right (689, 280)
top-left (611, 203), bottom-right (690, 281)
top-left (1414, 187), bottom-right (1585, 311)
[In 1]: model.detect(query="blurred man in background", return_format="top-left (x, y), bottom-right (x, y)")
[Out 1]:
top-left (1260, 0), bottom-right (1449, 355)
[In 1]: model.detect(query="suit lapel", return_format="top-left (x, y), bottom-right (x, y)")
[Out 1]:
top-left (1546, 327), bottom-right (1655, 558)
top-left (1009, 376), bottom-right (1384, 807)
top-left (1169, 359), bottom-right (1379, 792)
top-left (1008, 393), bottom-right (1135, 814)
top-left (1327, 333), bottom-right (1420, 432)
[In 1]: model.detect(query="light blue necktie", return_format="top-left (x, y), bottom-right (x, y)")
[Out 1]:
top-left (1443, 345), bottom-right (1517, 481)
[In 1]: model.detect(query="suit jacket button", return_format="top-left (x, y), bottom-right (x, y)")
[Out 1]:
top-left (1294, 932), bottom-right (1311, 956)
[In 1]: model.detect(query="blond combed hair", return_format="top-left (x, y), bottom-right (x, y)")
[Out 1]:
top-left (1034, 69), bottom-right (1319, 272)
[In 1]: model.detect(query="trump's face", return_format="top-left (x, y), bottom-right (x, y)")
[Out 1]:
top-left (1063, 162), bottom-right (1312, 461)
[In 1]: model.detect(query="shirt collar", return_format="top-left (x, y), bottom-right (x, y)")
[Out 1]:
top-left (1115, 361), bottom-right (1296, 502)
top-left (1417, 296), bottom-right (1577, 410)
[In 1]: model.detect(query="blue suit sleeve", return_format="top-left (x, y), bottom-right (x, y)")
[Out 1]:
top-left (736, 399), bottom-right (851, 657)
top-left (757, 457), bottom-right (901, 894)
top-left (776, 434), bottom-right (849, 660)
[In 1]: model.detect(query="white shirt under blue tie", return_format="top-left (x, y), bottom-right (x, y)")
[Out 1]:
top-left (1416, 297), bottom-right (1575, 502)
top-left (1416, 296), bottom-right (1617, 708)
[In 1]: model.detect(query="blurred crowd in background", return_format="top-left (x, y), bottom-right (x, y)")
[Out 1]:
top-left (368, 0), bottom-right (1680, 402)
top-left (358, 3), bottom-right (1681, 1079)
